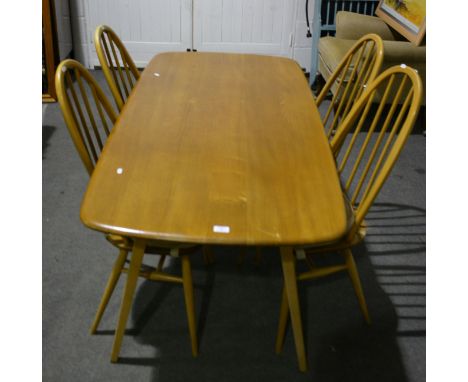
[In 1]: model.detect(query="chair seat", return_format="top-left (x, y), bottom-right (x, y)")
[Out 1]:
top-left (105, 234), bottom-right (200, 255)
top-left (318, 36), bottom-right (357, 85)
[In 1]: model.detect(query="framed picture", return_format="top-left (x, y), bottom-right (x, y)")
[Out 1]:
top-left (375, 0), bottom-right (426, 45)
top-left (43, 0), bottom-right (59, 102)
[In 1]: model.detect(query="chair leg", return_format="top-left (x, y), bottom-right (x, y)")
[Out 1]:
top-left (181, 254), bottom-right (198, 357)
top-left (156, 254), bottom-right (166, 271)
top-left (342, 248), bottom-right (371, 325)
top-left (110, 240), bottom-right (146, 362)
top-left (280, 247), bottom-right (307, 372)
top-left (203, 245), bottom-right (214, 265)
top-left (90, 249), bottom-right (128, 334)
top-left (275, 285), bottom-right (289, 354)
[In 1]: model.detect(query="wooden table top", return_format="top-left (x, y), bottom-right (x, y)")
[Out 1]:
top-left (81, 52), bottom-right (348, 246)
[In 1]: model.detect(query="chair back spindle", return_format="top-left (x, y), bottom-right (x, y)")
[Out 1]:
top-left (94, 25), bottom-right (140, 111)
top-left (329, 65), bottom-right (422, 238)
top-left (316, 33), bottom-right (384, 140)
top-left (55, 59), bottom-right (117, 175)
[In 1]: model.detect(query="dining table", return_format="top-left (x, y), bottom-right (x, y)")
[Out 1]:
top-left (80, 51), bottom-right (349, 372)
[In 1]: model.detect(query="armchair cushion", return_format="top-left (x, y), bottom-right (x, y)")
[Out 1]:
top-left (318, 37), bottom-right (426, 104)
top-left (318, 37), bottom-right (356, 78)
top-left (318, 11), bottom-right (426, 105)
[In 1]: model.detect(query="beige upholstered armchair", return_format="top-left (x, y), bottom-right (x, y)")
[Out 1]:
top-left (318, 11), bottom-right (426, 104)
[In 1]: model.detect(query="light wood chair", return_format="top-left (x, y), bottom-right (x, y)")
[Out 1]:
top-left (275, 65), bottom-right (423, 353)
top-left (316, 33), bottom-right (384, 140)
top-left (94, 25), bottom-right (140, 111)
top-left (55, 59), bottom-right (199, 361)
top-left (236, 34), bottom-right (384, 269)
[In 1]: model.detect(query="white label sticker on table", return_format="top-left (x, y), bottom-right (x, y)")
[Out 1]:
top-left (213, 225), bottom-right (230, 233)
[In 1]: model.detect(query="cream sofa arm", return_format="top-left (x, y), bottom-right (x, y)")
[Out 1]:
top-left (336, 11), bottom-right (396, 41)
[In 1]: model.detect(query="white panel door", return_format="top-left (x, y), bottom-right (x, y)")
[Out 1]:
top-left (86, 0), bottom-right (192, 67)
top-left (193, 0), bottom-right (296, 57)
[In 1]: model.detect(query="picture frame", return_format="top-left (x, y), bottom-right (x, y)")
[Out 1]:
top-left (43, 0), bottom-right (59, 102)
top-left (375, 0), bottom-right (426, 46)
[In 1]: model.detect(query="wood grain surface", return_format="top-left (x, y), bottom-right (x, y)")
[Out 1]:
top-left (81, 52), bottom-right (348, 246)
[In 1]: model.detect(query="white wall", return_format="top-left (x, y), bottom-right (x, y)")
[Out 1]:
top-left (54, 0), bottom-right (73, 60)
top-left (69, 0), bottom-right (315, 72)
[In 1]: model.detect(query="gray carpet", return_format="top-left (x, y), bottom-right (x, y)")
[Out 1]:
top-left (43, 70), bottom-right (425, 381)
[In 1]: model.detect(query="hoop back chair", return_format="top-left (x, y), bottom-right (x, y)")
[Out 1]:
top-left (316, 33), bottom-right (384, 140)
top-left (217, 35), bottom-right (383, 269)
top-left (234, 36), bottom-right (382, 269)
top-left (94, 25), bottom-right (140, 111)
top-left (275, 65), bottom-right (423, 353)
top-left (55, 59), bottom-right (199, 361)
top-left (55, 59), bottom-right (117, 176)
